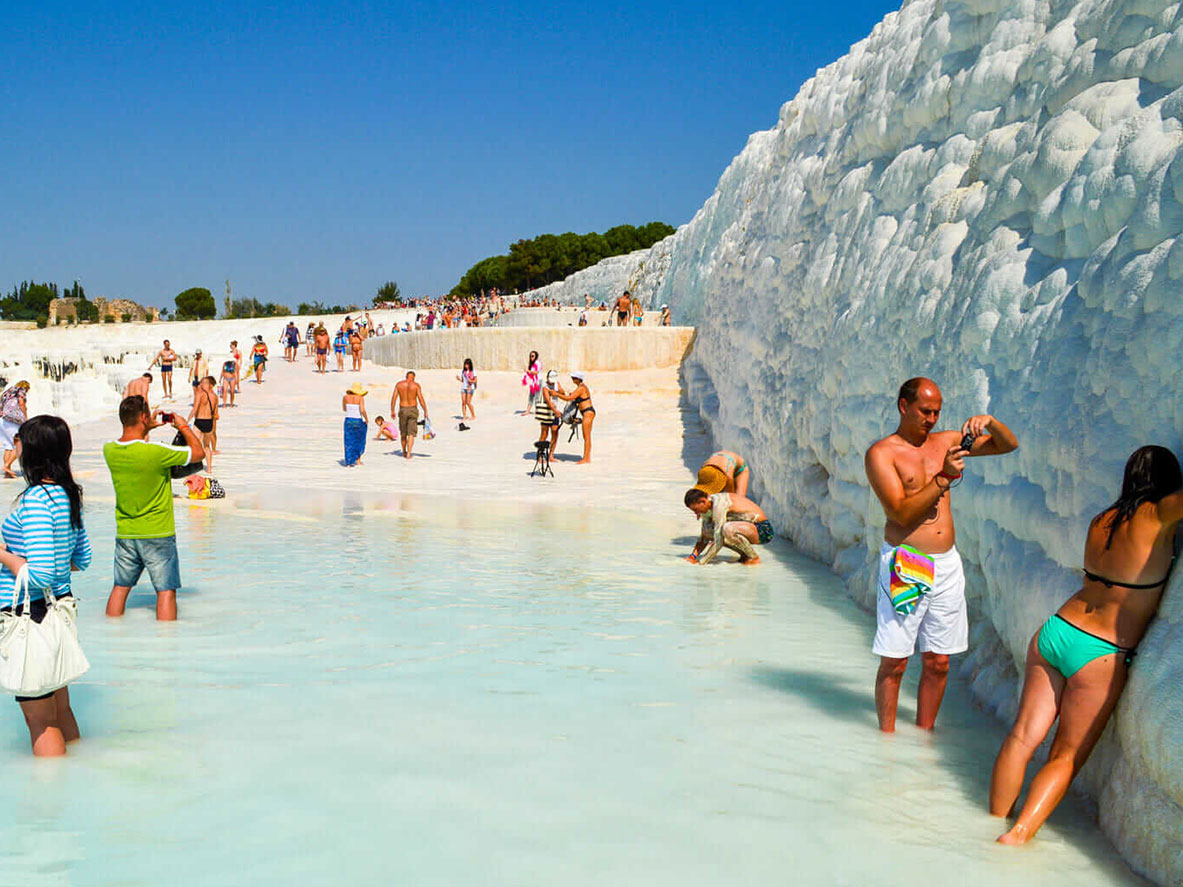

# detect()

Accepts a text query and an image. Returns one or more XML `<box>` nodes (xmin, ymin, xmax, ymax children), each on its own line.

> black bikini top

<box><xmin>1083</xmin><ymin>555</ymin><xmax>1175</xmax><ymax>590</ymax></box>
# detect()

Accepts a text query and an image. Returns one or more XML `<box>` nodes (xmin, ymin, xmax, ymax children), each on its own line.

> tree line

<box><xmin>451</xmin><ymin>222</ymin><xmax>675</xmax><ymax>296</ymax></box>
<box><xmin>0</xmin><ymin>281</ymin><xmax>98</xmax><ymax>325</ymax></box>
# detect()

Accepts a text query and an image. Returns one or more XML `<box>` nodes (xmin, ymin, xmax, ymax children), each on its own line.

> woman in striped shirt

<box><xmin>0</xmin><ymin>415</ymin><xmax>91</xmax><ymax>756</ymax></box>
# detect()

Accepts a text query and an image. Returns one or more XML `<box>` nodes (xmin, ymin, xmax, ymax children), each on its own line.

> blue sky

<box><xmin>2</xmin><ymin>0</ymin><xmax>901</xmax><ymax>308</ymax></box>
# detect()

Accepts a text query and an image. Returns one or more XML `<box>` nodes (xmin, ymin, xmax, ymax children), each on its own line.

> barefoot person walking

<box><xmin>989</xmin><ymin>446</ymin><xmax>1182</xmax><ymax>844</ymax></box>
<box><xmin>864</xmin><ymin>377</ymin><xmax>1018</xmax><ymax>732</ymax></box>
<box><xmin>392</xmin><ymin>371</ymin><xmax>429</xmax><ymax>460</ymax></box>
<box><xmin>1</xmin><ymin>381</ymin><xmax>30</xmax><ymax>479</ymax></box>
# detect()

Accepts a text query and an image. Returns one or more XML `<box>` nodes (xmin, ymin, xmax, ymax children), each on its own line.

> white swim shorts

<box><xmin>871</xmin><ymin>542</ymin><xmax>968</xmax><ymax>658</ymax></box>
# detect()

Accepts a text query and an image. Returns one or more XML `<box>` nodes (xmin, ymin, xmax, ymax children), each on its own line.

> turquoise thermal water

<box><xmin>0</xmin><ymin>493</ymin><xmax>1145</xmax><ymax>886</ymax></box>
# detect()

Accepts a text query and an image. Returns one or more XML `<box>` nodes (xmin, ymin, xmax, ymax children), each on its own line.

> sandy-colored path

<box><xmin>60</xmin><ymin>348</ymin><xmax>711</xmax><ymax>523</ymax></box>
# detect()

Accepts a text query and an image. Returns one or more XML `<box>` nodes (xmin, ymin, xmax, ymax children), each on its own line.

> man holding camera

<box><xmin>864</xmin><ymin>377</ymin><xmax>1018</xmax><ymax>732</ymax></box>
<box><xmin>102</xmin><ymin>396</ymin><xmax>204</xmax><ymax>621</ymax></box>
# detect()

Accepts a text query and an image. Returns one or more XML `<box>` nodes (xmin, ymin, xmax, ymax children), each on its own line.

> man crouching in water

<box><xmin>865</xmin><ymin>377</ymin><xmax>1019</xmax><ymax>732</ymax></box>
<box><xmin>684</xmin><ymin>488</ymin><xmax>773</xmax><ymax>566</ymax></box>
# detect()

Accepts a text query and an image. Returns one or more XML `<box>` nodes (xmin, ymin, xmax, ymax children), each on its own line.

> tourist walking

<box><xmin>103</xmin><ymin>396</ymin><xmax>204</xmax><ymax>621</ymax></box>
<box><xmin>314</xmin><ymin>325</ymin><xmax>330</xmax><ymax>374</ymax></box>
<box><xmin>220</xmin><ymin>355</ymin><xmax>237</xmax><ymax>408</ymax></box>
<box><xmin>1</xmin><ymin>381</ymin><xmax>29</xmax><ymax>479</ymax></box>
<box><xmin>188</xmin><ymin>349</ymin><xmax>209</xmax><ymax>406</ymax></box>
<box><xmin>0</xmin><ymin>415</ymin><xmax>91</xmax><ymax>755</ymax></box>
<box><xmin>864</xmin><ymin>377</ymin><xmax>1019</xmax><ymax>732</ymax></box>
<box><xmin>188</xmin><ymin>377</ymin><xmax>219</xmax><ymax>471</ymax></box>
<box><xmin>349</xmin><ymin>327</ymin><xmax>364</xmax><ymax>371</ymax></box>
<box><xmin>123</xmin><ymin>374</ymin><xmax>153</xmax><ymax>409</ymax></box>
<box><xmin>458</xmin><ymin>358</ymin><xmax>477</xmax><ymax>420</ymax></box>
<box><xmin>547</xmin><ymin>371</ymin><xmax>595</xmax><ymax>464</ymax></box>
<box><xmin>989</xmin><ymin>445</ymin><xmax>1182</xmax><ymax>844</ymax></box>
<box><xmin>150</xmin><ymin>340</ymin><xmax>178</xmax><ymax>399</ymax></box>
<box><xmin>282</xmin><ymin>322</ymin><xmax>301</xmax><ymax>362</ymax></box>
<box><xmin>522</xmin><ymin>351</ymin><xmax>541</xmax><ymax>416</ymax></box>
<box><xmin>230</xmin><ymin>340</ymin><xmax>243</xmax><ymax>393</ymax></box>
<box><xmin>342</xmin><ymin>382</ymin><xmax>369</xmax><ymax>467</ymax></box>
<box><xmin>305</xmin><ymin>322</ymin><xmax>316</xmax><ymax>357</ymax></box>
<box><xmin>392</xmin><ymin>371</ymin><xmax>429</xmax><ymax>460</ymax></box>
<box><xmin>333</xmin><ymin>329</ymin><xmax>347</xmax><ymax>372</ymax></box>
<box><xmin>251</xmin><ymin>336</ymin><xmax>268</xmax><ymax>383</ymax></box>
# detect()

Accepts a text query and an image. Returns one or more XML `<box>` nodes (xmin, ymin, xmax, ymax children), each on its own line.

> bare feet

<box><xmin>575</xmin><ymin>459</ymin><xmax>591</xmax><ymax>464</ymax></box>
<box><xmin>739</xmin><ymin>556</ymin><xmax>762</xmax><ymax>566</ymax></box>
<box><xmin>997</xmin><ymin>824</ymin><xmax>1029</xmax><ymax>845</ymax></box>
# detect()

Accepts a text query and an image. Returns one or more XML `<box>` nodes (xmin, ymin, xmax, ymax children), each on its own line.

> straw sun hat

<box><xmin>347</xmin><ymin>382</ymin><xmax>368</xmax><ymax>396</ymax></box>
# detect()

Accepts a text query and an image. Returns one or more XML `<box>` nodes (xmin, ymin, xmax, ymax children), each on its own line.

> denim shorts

<box><xmin>113</xmin><ymin>537</ymin><xmax>182</xmax><ymax>592</ymax></box>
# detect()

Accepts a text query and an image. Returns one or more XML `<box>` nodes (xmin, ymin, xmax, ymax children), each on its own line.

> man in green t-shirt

<box><xmin>102</xmin><ymin>396</ymin><xmax>204</xmax><ymax>621</ymax></box>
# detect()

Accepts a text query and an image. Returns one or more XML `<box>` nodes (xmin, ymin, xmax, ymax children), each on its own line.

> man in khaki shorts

<box><xmin>392</xmin><ymin>371</ymin><xmax>429</xmax><ymax>460</ymax></box>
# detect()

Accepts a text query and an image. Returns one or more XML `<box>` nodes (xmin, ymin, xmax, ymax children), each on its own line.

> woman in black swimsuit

<box><xmin>547</xmin><ymin>371</ymin><xmax>595</xmax><ymax>464</ymax></box>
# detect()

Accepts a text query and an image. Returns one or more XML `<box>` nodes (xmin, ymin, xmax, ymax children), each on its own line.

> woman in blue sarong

<box><xmin>342</xmin><ymin>382</ymin><xmax>369</xmax><ymax>467</ymax></box>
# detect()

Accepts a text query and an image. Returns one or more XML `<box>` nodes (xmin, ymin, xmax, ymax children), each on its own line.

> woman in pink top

<box><xmin>522</xmin><ymin>351</ymin><xmax>540</xmax><ymax>416</ymax></box>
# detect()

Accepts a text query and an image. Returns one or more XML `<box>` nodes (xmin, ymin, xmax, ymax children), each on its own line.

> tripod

<box><xmin>530</xmin><ymin>439</ymin><xmax>554</xmax><ymax>478</ymax></box>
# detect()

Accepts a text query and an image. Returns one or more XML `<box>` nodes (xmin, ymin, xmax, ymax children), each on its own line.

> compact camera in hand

<box><xmin>960</xmin><ymin>432</ymin><xmax>976</xmax><ymax>452</ymax></box>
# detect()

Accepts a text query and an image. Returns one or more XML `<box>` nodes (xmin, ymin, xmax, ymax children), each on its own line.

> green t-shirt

<box><xmin>102</xmin><ymin>438</ymin><xmax>193</xmax><ymax>538</ymax></box>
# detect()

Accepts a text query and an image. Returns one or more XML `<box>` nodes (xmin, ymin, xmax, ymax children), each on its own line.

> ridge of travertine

<box><xmin>528</xmin><ymin>0</ymin><xmax>1183</xmax><ymax>881</ymax></box>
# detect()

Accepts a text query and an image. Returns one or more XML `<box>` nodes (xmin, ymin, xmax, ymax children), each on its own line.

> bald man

<box><xmin>864</xmin><ymin>377</ymin><xmax>1018</xmax><ymax>733</ymax></box>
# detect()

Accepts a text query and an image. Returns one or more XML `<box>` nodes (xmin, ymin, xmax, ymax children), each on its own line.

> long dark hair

<box><xmin>463</xmin><ymin>358</ymin><xmax>474</xmax><ymax>373</ymax></box>
<box><xmin>17</xmin><ymin>415</ymin><xmax>84</xmax><ymax>529</ymax></box>
<box><xmin>526</xmin><ymin>351</ymin><xmax>538</xmax><ymax>371</ymax></box>
<box><xmin>1098</xmin><ymin>445</ymin><xmax>1182</xmax><ymax>548</ymax></box>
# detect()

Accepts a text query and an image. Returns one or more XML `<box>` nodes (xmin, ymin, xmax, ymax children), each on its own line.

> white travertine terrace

<box><xmin>529</xmin><ymin>0</ymin><xmax>1183</xmax><ymax>880</ymax></box>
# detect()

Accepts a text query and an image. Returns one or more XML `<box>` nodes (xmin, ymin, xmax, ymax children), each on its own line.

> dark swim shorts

<box><xmin>756</xmin><ymin>519</ymin><xmax>775</xmax><ymax>544</ymax></box>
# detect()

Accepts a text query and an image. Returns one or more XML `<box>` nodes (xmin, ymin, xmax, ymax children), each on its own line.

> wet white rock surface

<box><xmin>532</xmin><ymin>0</ymin><xmax>1183</xmax><ymax>881</ymax></box>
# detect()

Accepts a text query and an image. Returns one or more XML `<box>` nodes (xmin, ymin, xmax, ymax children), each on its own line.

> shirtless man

<box><xmin>392</xmin><ymin>371</ymin><xmax>429</xmax><ymax>460</ymax></box>
<box><xmin>123</xmin><ymin>373</ymin><xmax>153</xmax><ymax>408</ymax></box>
<box><xmin>864</xmin><ymin>377</ymin><xmax>1019</xmax><ymax>732</ymax></box>
<box><xmin>187</xmin><ymin>376</ymin><xmax>220</xmax><ymax>471</ymax></box>
<box><xmin>188</xmin><ymin>350</ymin><xmax>209</xmax><ymax>407</ymax></box>
<box><xmin>614</xmin><ymin>291</ymin><xmax>632</xmax><ymax>327</ymax></box>
<box><xmin>314</xmin><ymin>326</ymin><xmax>331</xmax><ymax>374</ymax></box>
<box><xmin>683</xmin><ymin>489</ymin><xmax>774</xmax><ymax>566</ymax></box>
<box><xmin>150</xmin><ymin>340</ymin><xmax>178</xmax><ymax>399</ymax></box>
<box><xmin>695</xmin><ymin>450</ymin><xmax>750</xmax><ymax>497</ymax></box>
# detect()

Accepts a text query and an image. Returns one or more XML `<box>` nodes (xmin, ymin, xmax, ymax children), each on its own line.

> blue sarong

<box><xmin>343</xmin><ymin>417</ymin><xmax>367</xmax><ymax>466</ymax></box>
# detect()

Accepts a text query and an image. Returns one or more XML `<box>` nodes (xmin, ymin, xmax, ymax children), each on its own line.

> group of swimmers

<box><xmin>690</xmin><ymin>375</ymin><xmax>1178</xmax><ymax>846</ymax></box>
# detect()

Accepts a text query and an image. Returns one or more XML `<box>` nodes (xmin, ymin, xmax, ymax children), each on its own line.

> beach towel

<box><xmin>888</xmin><ymin>545</ymin><xmax>935</xmax><ymax>616</ymax></box>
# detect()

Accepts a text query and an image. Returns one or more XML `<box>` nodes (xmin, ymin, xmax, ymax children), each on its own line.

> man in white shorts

<box><xmin>864</xmin><ymin>377</ymin><xmax>1018</xmax><ymax>732</ymax></box>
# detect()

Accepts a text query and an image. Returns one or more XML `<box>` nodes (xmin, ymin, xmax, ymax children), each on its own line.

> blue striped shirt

<box><xmin>0</xmin><ymin>485</ymin><xmax>92</xmax><ymax>605</ymax></box>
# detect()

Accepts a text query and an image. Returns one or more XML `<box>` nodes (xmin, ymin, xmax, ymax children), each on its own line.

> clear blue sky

<box><xmin>2</xmin><ymin>0</ymin><xmax>900</xmax><ymax>308</ymax></box>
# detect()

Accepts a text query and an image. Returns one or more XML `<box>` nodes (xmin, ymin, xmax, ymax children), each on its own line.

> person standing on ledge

<box><xmin>864</xmin><ymin>377</ymin><xmax>1018</xmax><ymax>732</ymax></box>
<box><xmin>392</xmin><ymin>371</ymin><xmax>428</xmax><ymax>460</ymax></box>
<box><xmin>103</xmin><ymin>396</ymin><xmax>204</xmax><ymax>621</ymax></box>
<box><xmin>614</xmin><ymin>291</ymin><xmax>632</xmax><ymax>327</ymax></box>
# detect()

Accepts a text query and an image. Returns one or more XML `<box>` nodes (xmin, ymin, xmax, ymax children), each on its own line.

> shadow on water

<box><xmin>751</xmin><ymin>665</ymin><xmax>878</xmax><ymax>728</ymax></box>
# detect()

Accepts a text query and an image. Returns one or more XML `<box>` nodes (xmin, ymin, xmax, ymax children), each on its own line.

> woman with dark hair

<box><xmin>990</xmin><ymin>445</ymin><xmax>1183</xmax><ymax>843</ymax></box>
<box><xmin>457</xmin><ymin>358</ymin><xmax>477</xmax><ymax>420</ymax></box>
<box><xmin>0</xmin><ymin>415</ymin><xmax>91</xmax><ymax>756</ymax></box>
<box><xmin>522</xmin><ymin>351</ymin><xmax>540</xmax><ymax>416</ymax></box>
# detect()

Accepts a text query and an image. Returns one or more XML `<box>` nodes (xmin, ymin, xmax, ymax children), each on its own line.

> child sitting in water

<box><xmin>374</xmin><ymin>416</ymin><xmax>398</xmax><ymax>441</ymax></box>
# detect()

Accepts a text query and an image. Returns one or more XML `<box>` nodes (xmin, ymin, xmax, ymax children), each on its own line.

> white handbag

<box><xmin>0</xmin><ymin>565</ymin><xmax>89</xmax><ymax>697</ymax></box>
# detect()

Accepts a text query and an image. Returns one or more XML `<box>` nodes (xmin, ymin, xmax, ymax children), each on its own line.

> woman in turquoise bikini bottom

<box><xmin>989</xmin><ymin>445</ymin><xmax>1183</xmax><ymax>845</ymax></box>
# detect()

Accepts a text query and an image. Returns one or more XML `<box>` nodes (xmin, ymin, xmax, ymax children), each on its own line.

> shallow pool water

<box><xmin>0</xmin><ymin>493</ymin><xmax>1144</xmax><ymax>886</ymax></box>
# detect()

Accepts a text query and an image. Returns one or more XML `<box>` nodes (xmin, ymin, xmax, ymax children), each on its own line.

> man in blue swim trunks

<box><xmin>864</xmin><ymin>377</ymin><xmax>1019</xmax><ymax>732</ymax></box>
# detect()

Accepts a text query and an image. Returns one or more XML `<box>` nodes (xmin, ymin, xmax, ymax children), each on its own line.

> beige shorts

<box><xmin>399</xmin><ymin>406</ymin><xmax>419</xmax><ymax>438</ymax></box>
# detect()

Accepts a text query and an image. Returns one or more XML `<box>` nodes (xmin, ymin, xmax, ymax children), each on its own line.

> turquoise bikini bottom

<box><xmin>1037</xmin><ymin>614</ymin><xmax>1132</xmax><ymax>678</ymax></box>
